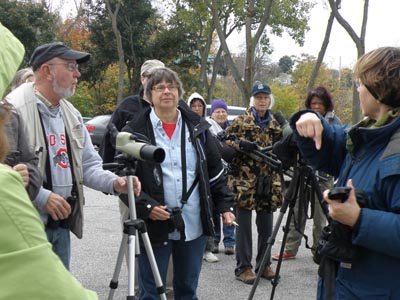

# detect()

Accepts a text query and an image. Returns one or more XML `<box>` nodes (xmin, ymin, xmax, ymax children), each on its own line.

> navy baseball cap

<box><xmin>29</xmin><ymin>42</ymin><xmax>90</xmax><ymax>71</ymax></box>
<box><xmin>251</xmin><ymin>83</ymin><xmax>271</xmax><ymax>96</ymax></box>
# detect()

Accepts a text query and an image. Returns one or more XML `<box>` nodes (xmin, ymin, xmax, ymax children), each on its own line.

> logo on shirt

<box><xmin>153</xmin><ymin>168</ymin><xmax>161</xmax><ymax>186</ymax></box>
<box><xmin>53</xmin><ymin>148</ymin><xmax>70</xmax><ymax>169</ymax></box>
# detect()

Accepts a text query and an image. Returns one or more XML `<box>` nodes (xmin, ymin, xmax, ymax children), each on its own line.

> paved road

<box><xmin>71</xmin><ymin>187</ymin><xmax>319</xmax><ymax>300</ymax></box>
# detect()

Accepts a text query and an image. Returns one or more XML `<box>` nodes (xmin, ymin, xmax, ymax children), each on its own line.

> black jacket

<box><xmin>122</xmin><ymin>103</ymin><xmax>234</xmax><ymax>246</ymax></box>
<box><xmin>99</xmin><ymin>90</ymin><xmax>150</xmax><ymax>163</ymax></box>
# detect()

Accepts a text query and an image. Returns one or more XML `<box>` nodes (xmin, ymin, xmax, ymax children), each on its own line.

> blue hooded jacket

<box><xmin>290</xmin><ymin>110</ymin><xmax>400</xmax><ymax>299</ymax></box>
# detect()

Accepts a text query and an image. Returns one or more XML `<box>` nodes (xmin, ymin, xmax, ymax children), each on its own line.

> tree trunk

<box><xmin>105</xmin><ymin>0</ymin><xmax>125</xmax><ymax>104</ymax></box>
<box><xmin>207</xmin><ymin>47</ymin><xmax>223</xmax><ymax>103</ymax></box>
<box><xmin>206</xmin><ymin>0</ymin><xmax>246</xmax><ymax>101</ymax></box>
<box><xmin>308</xmin><ymin>11</ymin><xmax>335</xmax><ymax>91</ymax></box>
<box><xmin>328</xmin><ymin>0</ymin><xmax>369</xmax><ymax>123</ymax></box>
<box><xmin>197</xmin><ymin>23</ymin><xmax>214</xmax><ymax>94</ymax></box>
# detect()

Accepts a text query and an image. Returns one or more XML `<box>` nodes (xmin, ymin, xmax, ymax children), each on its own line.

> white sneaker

<box><xmin>203</xmin><ymin>251</ymin><xmax>219</xmax><ymax>263</ymax></box>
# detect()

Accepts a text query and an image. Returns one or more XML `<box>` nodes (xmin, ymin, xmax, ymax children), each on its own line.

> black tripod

<box><xmin>248</xmin><ymin>159</ymin><xmax>330</xmax><ymax>300</ymax></box>
<box><xmin>105</xmin><ymin>158</ymin><xmax>167</xmax><ymax>300</ymax></box>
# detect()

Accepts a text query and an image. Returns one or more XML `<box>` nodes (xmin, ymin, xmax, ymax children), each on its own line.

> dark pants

<box><xmin>235</xmin><ymin>207</ymin><xmax>273</xmax><ymax>275</ymax></box>
<box><xmin>138</xmin><ymin>236</ymin><xmax>206</xmax><ymax>300</ymax></box>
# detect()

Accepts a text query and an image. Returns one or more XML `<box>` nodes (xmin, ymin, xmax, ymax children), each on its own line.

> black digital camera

<box><xmin>314</xmin><ymin>188</ymin><xmax>368</xmax><ymax>265</ymax></box>
<box><xmin>168</xmin><ymin>207</ymin><xmax>185</xmax><ymax>237</ymax></box>
<box><xmin>46</xmin><ymin>195</ymin><xmax>78</xmax><ymax>230</ymax></box>
<box><xmin>5</xmin><ymin>150</ymin><xmax>21</xmax><ymax>167</ymax></box>
<box><xmin>59</xmin><ymin>195</ymin><xmax>78</xmax><ymax>229</ymax></box>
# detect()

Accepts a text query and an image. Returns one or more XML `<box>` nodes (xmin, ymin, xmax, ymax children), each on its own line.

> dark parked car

<box><xmin>85</xmin><ymin>114</ymin><xmax>111</xmax><ymax>147</ymax></box>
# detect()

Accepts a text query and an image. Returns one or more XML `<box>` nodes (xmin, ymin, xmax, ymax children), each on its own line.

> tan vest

<box><xmin>6</xmin><ymin>82</ymin><xmax>86</xmax><ymax>238</ymax></box>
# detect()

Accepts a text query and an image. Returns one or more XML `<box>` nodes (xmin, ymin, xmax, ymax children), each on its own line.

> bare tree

<box><xmin>328</xmin><ymin>0</ymin><xmax>369</xmax><ymax>123</ymax></box>
<box><xmin>205</xmin><ymin>0</ymin><xmax>312</xmax><ymax>106</ymax></box>
<box><xmin>205</xmin><ymin>0</ymin><xmax>272</xmax><ymax>105</ymax></box>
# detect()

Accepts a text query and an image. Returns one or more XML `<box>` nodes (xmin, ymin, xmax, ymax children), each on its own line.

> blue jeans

<box><xmin>214</xmin><ymin>214</ymin><xmax>235</xmax><ymax>247</ymax></box>
<box><xmin>138</xmin><ymin>236</ymin><xmax>206</xmax><ymax>300</ymax></box>
<box><xmin>45</xmin><ymin>227</ymin><xmax>71</xmax><ymax>269</ymax></box>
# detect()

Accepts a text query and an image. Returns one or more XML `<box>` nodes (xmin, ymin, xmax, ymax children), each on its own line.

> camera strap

<box><xmin>180</xmin><ymin>118</ymin><xmax>199</xmax><ymax>207</ymax></box>
<box><xmin>65</xmin><ymin>130</ymin><xmax>78</xmax><ymax>197</ymax></box>
<box><xmin>37</xmin><ymin>110</ymin><xmax>53</xmax><ymax>191</ymax></box>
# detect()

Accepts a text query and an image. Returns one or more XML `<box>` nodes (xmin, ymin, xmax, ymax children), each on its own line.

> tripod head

<box><xmin>216</xmin><ymin>130</ymin><xmax>283</xmax><ymax>172</ymax></box>
<box><xmin>103</xmin><ymin>154</ymin><xmax>139</xmax><ymax>176</ymax></box>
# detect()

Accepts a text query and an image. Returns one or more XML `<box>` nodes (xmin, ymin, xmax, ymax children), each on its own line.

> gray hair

<box><xmin>11</xmin><ymin>67</ymin><xmax>34</xmax><ymax>90</ymax></box>
<box><xmin>144</xmin><ymin>67</ymin><xmax>184</xmax><ymax>102</ymax></box>
<box><xmin>249</xmin><ymin>94</ymin><xmax>275</xmax><ymax>109</ymax></box>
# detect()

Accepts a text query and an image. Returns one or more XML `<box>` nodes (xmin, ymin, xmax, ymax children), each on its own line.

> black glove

<box><xmin>239</xmin><ymin>140</ymin><xmax>257</xmax><ymax>151</ymax></box>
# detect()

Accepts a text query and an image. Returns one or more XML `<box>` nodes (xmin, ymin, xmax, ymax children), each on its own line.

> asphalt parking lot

<box><xmin>71</xmin><ymin>187</ymin><xmax>319</xmax><ymax>300</ymax></box>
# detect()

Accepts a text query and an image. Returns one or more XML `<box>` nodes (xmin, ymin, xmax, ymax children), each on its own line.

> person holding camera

<box><xmin>272</xmin><ymin>86</ymin><xmax>341</xmax><ymax>262</ymax></box>
<box><xmin>290</xmin><ymin>47</ymin><xmax>400</xmax><ymax>300</ymax></box>
<box><xmin>224</xmin><ymin>83</ymin><xmax>283</xmax><ymax>284</ymax></box>
<box><xmin>122</xmin><ymin>67</ymin><xmax>235</xmax><ymax>300</ymax></box>
<box><xmin>4</xmin><ymin>42</ymin><xmax>141</xmax><ymax>270</ymax></box>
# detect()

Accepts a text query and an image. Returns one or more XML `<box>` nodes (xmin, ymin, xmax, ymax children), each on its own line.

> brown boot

<box><xmin>261</xmin><ymin>265</ymin><xmax>276</xmax><ymax>281</ymax></box>
<box><xmin>236</xmin><ymin>267</ymin><xmax>256</xmax><ymax>284</ymax></box>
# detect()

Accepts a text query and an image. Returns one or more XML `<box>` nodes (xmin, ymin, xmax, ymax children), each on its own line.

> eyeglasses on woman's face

<box><xmin>152</xmin><ymin>84</ymin><xmax>179</xmax><ymax>93</ymax></box>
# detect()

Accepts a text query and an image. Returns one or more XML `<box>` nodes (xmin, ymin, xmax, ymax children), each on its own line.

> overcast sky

<box><xmin>230</xmin><ymin>0</ymin><xmax>400</xmax><ymax>69</ymax></box>
<box><xmin>62</xmin><ymin>0</ymin><xmax>399</xmax><ymax>70</ymax></box>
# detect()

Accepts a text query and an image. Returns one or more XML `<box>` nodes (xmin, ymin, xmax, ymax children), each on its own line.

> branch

<box><xmin>328</xmin><ymin>0</ymin><xmax>360</xmax><ymax>46</ymax></box>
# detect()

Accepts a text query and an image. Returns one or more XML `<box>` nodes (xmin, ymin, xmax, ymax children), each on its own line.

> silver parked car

<box><xmin>206</xmin><ymin>104</ymin><xmax>246</xmax><ymax>121</ymax></box>
<box><xmin>85</xmin><ymin>114</ymin><xmax>111</xmax><ymax>147</ymax></box>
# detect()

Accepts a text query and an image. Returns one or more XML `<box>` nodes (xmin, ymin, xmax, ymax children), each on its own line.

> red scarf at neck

<box><xmin>162</xmin><ymin>122</ymin><xmax>176</xmax><ymax>139</ymax></box>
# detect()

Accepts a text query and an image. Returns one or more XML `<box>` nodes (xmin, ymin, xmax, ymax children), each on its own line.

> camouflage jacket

<box><xmin>225</xmin><ymin>109</ymin><xmax>283</xmax><ymax>211</ymax></box>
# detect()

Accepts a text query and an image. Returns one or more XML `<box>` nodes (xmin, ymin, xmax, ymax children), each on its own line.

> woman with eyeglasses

<box><xmin>122</xmin><ymin>67</ymin><xmax>235</xmax><ymax>300</ymax></box>
<box><xmin>273</xmin><ymin>86</ymin><xmax>341</xmax><ymax>262</ymax></box>
<box><xmin>290</xmin><ymin>47</ymin><xmax>400</xmax><ymax>300</ymax></box>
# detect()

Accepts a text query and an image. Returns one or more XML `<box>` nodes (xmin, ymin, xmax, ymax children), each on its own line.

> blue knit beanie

<box><xmin>211</xmin><ymin>99</ymin><xmax>228</xmax><ymax>114</ymax></box>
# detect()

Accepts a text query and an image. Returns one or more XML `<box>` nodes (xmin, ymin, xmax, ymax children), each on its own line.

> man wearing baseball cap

<box><xmin>29</xmin><ymin>41</ymin><xmax>91</xmax><ymax>71</ymax></box>
<box><xmin>5</xmin><ymin>41</ymin><xmax>141</xmax><ymax>269</ymax></box>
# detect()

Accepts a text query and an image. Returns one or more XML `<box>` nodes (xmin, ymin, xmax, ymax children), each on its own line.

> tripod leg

<box><xmin>247</xmin><ymin>197</ymin><xmax>291</xmax><ymax>300</ymax></box>
<box><xmin>108</xmin><ymin>233</ymin><xmax>128</xmax><ymax>300</ymax></box>
<box><xmin>269</xmin><ymin>206</ymin><xmax>296</xmax><ymax>300</ymax></box>
<box><xmin>127</xmin><ymin>230</ymin><xmax>137</xmax><ymax>300</ymax></box>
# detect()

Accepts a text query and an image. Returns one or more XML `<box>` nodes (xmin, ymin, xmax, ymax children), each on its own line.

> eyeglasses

<box><xmin>47</xmin><ymin>62</ymin><xmax>79</xmax><ymax>72</ymax></box>
<box><xmin>152</xmin><ymin>84</ymin><xmax>179</xmax><ymax>93</ymax></box>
